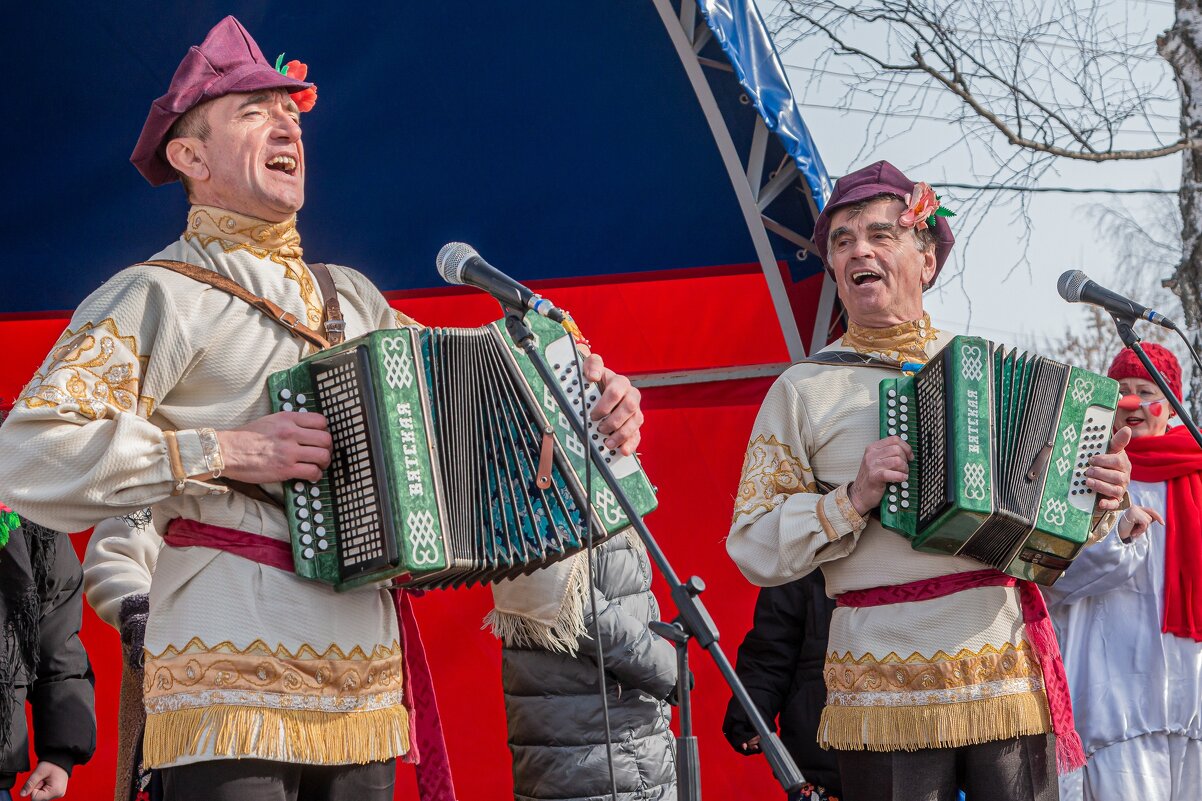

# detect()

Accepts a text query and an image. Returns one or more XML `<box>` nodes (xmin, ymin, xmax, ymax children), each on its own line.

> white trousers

<box><xmin>1058</xmin><ymin>734</ymin><xmax>1202</xmax><ymax>801</ymax></box>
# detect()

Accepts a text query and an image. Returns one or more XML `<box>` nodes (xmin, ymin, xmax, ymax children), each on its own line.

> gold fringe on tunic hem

<box><xmin>143</xmin><ymin>704</ymin><xmax>410</xmax><ymax>768</ymax></box>
<box><xmin>817</xmin><ymin>693</ymin><xmax>1052</xmax><ymax>752</ymax></box>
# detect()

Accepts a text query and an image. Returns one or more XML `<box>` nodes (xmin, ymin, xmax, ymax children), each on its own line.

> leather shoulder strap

<box><xmin>141</xmin><ymin>259</ymin><xmax>331</xmax><ymax>350</ymax></box>
<box><xmin>307</xmin><ymin>262</ymin><xmax>345</xmax><ymax>346</ymax></box>
<box><xmin>793</xmin><ymin>350</ymin><xmax>902</xmax><ymax>370</ymax></box>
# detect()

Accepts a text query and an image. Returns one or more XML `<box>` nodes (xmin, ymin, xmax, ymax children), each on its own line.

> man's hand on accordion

<box><xmin>848</xmin><ymin>435</ymin><xmax>914</xmax><ymax>516</ymax></box>
<box><xmin>1085</xmin><ymin>425</ymin><xmax>1133</xmax><ymax>512</ymax></box>
<box><xmin>582</xmin><ymin>352</ymin><xmax>644</xmax><ymax>456</ymax></box>
<box><xmin>215</xmin><ymin>411</ymin><xmax>334</xmax><ymax>483</ymax></box>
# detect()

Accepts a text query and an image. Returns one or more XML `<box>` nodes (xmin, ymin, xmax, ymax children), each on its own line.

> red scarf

<box><xmin>1125</xmin><ymin>426</ymin><xmax>1202</xmax><ymax>641</ymax></box>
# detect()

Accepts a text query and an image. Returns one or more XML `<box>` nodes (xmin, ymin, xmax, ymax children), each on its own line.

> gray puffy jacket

<box><xmin>501</xmin><ymin>532</ymin><xmax>678</xmax><ymax>801</ymax></box>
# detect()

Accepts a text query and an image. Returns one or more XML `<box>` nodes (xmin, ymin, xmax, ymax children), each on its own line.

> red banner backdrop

<box><xmin>3</xmin><ymin>264</ymin><xmax>822</xmax><ymax>800</ymax></box>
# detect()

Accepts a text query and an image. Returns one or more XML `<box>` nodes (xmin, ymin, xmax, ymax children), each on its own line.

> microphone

<box><xmin>1057</xmin><ymin>270</ymin><xmax>1177</xmax><ymax>330</ymax></box>
<box><xmin>436</xmin><ymin>242</ymin><xmax>566</xmax><ymax>323</ymax></box>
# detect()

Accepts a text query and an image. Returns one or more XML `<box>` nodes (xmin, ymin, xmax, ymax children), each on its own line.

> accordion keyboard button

<box><xmin>310</xmin><ymin>487</ymin><xmax>320</xmax><ymax>497</ymax></box>
<box><xmin>303</xmin><ymin>548</ymin><xmax>314</xmax><ymax>559</ymax></box>
<box><xmin>301</xmin><ymin>534</ymin><xmax>312</xmax><ymax>545</ymax></box>
<box><xmin>279</xmin><ymin>388</ymin><xmax>292</xmax><ymax>400</ymax></box>
<box><xmin>314</xmin><ymin>513</ymin><xmax>324</xmax><ymax>523</ymax></box>
<box><xmin>318</xmin><ymin>540</ymin><xmax>328</xmax><ymax>551</ymax></box>
<box><xmin>296</xmin><ymin>496</ymin><xmax>307</xmax><ymax>507</ymax></box>
<box><xmin>299</xmin><ymin>521</ymin><xmax>311</xmax><ymax>532</ymax></box>
<box><xmin>294</xmin><ymin>482</ymin><xmax>305</xmax><ymax>493</ymax></box>
<box><xmin>282</xmin><ymin>402</ymin><xmax>294</xmax><ymax>412</ymax></box>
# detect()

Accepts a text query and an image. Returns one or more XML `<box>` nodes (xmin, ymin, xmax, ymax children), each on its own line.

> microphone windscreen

<box><xmin>436</xmin><ymin>242</ymin><xmax>477</xmax><ymax>285</ymax></box>
<box><xmin>1057</xmin><ymin>270</ymin><xmax>1088</xmax><ymax>302</ymax></box>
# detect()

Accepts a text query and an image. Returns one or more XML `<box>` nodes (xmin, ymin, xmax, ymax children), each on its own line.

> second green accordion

<box><xmin>879</xmin><ymin>336</ymin><xmax>1118</xmax><ymax>585</ymax></box>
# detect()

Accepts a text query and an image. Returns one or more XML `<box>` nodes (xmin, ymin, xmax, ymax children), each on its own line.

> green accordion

<box><xmin>878</xmin><ymin>336</ymin><xmax>1118</xmax><ymax>585</ymax></box>
<box><xmin>267</xmin><ymin>313</ymin><xmax>657</xmax><ymax>591</ymax></box>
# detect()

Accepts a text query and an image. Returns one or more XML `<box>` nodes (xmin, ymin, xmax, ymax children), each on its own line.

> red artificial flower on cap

<box><xmin>276</xmin><ymin>54</ymin><xmax>318</xmax><ymax>112</ymax></box>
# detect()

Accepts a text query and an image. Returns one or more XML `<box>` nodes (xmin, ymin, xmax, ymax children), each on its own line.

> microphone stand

<box><xmin>1110</xmin><ymin>314</ymin><xmax>1202</xmax><ymax>449</ymax></box>
<box><xmin>501</xmin><ymin>307</ymin><xmax>805</xmax><ymax>800</ymax></box>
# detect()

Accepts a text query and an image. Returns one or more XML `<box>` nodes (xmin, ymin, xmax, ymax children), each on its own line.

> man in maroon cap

<box><xmin>0</xmin><ymin>15</ymin><xmax>645</xmax><ymax>801</ymax></box>
<box><xmin>727</xmin><ymin>160</ymin><xmax>1132</xmax><ymax>800</ymax></box>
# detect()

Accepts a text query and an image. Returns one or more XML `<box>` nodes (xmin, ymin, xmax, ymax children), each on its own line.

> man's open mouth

<box><xmin>266</xmin><ymin>154</ymin><xmax>297</xmax><ymax>176</ymax></box>
<box><xmin>1125</xmin><ymin>415</ymin><xmax>1145</xmax><ymax>427</ymax></box>
<box><xmin>851</xmin><ymin>270</ymin><xmax>882</xmax><ymax>286</ymax></box>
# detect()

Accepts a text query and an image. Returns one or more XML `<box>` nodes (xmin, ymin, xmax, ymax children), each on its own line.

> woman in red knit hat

<box><xmin>1049</xmin><ymin>342</ymin><xmax>1202</xmax><ymax>801</ymax></box>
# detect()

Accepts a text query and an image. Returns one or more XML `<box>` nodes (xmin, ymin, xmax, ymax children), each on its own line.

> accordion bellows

<box><xmin>268</xmin><ymin>313</ymin><xmax>657</xmax><ymax>591</ymax></box>
<box><xmin>879</xmin><ymin>336</ymin><xmax>1118</xmax><ymax>585</ymax></box>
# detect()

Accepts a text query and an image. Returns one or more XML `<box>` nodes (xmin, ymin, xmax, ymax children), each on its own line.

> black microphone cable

<box><xmin>568</xmin><ymin>328</ymin><xmax>621</xmax><ymax>801</ymax></box>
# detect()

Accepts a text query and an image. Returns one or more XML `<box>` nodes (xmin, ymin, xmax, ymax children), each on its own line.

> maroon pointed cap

<box><xmin>130</xmin><ymin>16</ymin><xmax>313</xmax><ymax>186</ymax></box>
<box><xmin>812</xmin><ymin>160</ymin><xmax>955</xmax><ymax>284</ymax></box>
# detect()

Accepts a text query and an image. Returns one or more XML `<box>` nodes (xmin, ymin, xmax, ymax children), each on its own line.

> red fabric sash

<box><xmin>163</xmin><ymin>518</ymin><xmax>457</xmax><ymax>800</ymax></box>
<box><xmin>1126</xmin><ymin>426</ymin><xmax>1202</xmax><ymax>641</ymax></box>
<box><xmin>837</xmin><ymin>568</ymin><xmax>1086</xmax><ymax>774</ymax></box>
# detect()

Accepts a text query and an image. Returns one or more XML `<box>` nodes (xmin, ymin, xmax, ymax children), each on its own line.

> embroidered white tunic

<box><xmin>0</xmin><ymin>206</ymin><xmax>416</xmax><ymax>767</ymax></box>
<box><xmin>727</xmin><ymin>319</ymin><xmax>1060</xmax><ymax>752</ymax></box>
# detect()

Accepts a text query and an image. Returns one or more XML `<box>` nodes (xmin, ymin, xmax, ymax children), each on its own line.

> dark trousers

<box><xmin>836</xmin><ymin>734</ymin><xmax>1058</xmax><ymax>801</ymax></box>
<box><xmin>160</xmin><ymin>758</ymin><xmax>395</xmax><ymax>801</ymax></box>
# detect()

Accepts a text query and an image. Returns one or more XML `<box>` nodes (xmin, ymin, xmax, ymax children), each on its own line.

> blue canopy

<box><xmin>1</xmin><ymin>0</ymin><xmax>832</xmax><ymax>354</ymax></box>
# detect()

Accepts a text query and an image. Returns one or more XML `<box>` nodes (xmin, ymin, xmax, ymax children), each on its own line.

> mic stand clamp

<box><xmin>1109</xmin><ymin>314</ymin><xmax>1202</xmax><ymax>449</ymax></box>
<box><xmin>501</xmin><ymin>308</ymin><xmax>805</xmax><ymax>800</ymax></box>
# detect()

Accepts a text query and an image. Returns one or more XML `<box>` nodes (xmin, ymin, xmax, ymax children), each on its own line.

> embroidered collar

<box><xmin>186</xmin><ymin>206</ymin><xmax>303</xmax><ymax>261</ymax></box>
<box><xmin>841</xmin><ymin>313</ymin><xmax>940</xmax><ymax>365</ymax></box>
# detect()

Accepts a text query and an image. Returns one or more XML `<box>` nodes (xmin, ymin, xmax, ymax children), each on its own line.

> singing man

<box><xmin>0</xmin><ymin>16</ymin><xmax>644</xmax><ymax>800</ymax></box>
<box><xmin>726</xmin><ymin>160</ymin><xmax>1133</xmax><ymax>801</ymax></box>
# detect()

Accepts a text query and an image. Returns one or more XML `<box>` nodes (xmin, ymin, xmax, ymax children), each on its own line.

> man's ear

<box><xmin>920</xmin><ymin>247</ymin><xmax>937</xmax><ymax>288</ymax></box>
<box><xmin>165</xmin><ymin>138</ymin><xmax>209</xmax><ymax>183</ymax></box>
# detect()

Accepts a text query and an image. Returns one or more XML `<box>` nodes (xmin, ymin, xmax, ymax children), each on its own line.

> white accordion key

<box><xmin>545</xmin><ymin>332</ymin><xmax>638</xmax><ymax>479</ymax></box>
<box><xmin>1069</xmin><ymin>406</ymin><xmax>1118</xmax><ymax>512</ymax></box>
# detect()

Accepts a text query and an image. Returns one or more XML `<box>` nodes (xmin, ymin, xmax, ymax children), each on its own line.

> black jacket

<box><xmin>722</xmin><ymin>572</ymin><xmax>841</xmax><ymax>796</ymax></box>
<box><xmin>0</xmin><ymin>522</ymin><xmax>96</xmax><ymax>790</ymax></box>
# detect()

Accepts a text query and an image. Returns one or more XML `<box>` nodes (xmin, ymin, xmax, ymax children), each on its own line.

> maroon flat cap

<box><xmin>130</xmin><ymin>16</ymin><xmax>312</xmax><ymax>186</ymax></box>
<box><xmin>812</xmin><ymin>160</ymin><xmax>955</xmax><ymax>283</ymax></box>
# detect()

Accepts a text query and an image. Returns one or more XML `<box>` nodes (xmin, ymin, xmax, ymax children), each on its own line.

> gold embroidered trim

<box><xmin>734</xmin><ymin>434</ymin><xmax>818</xmax><ymax>521</ymax></box>
<box><xmin>184</xmin><ymin>206</ymin><xmax>323</xmax><ymax>328</ymax></box>
<box><xmin>815</xmin><ymin>495</ymin><xmax>839</xmax><ymax>542</ymax></box>
<box><xmin>19</xmin><ymin>318</ymin><xmax>146</xmax><ymax>420</ymax></box>
<box><xmin>817</xmin><ymin>693</ymin><xmax>1051</xmax><ymax>752</ymax></box>
<box><xmin>198</xmin><ymin>427</ymin><xmax>224</xmax><ymax>477</ymax></box>
<box><xmin>393</xmin><ymin>308</ymin><xmax>422</xmax><ymax>328</ymax></box>
<box><xmin>163</xmin><ymin>431</ymin><xmax>186</xmax><ymax>495</ymax></box>
<box><xmin>147</xmin><ymin>637</ymin><xmax>402</xmax><ymax>662</ymax></box>
<box><xmin>143</xmin><ymin>704</ymin><xmax>410</xmax><ymax>768</ymax></box>
<box><xmin>826</xmin><ymin>641</ymin><xmax>1033</xmax><ymax>665</ymax></box>
<box><xmin>841</xmin><ymin>313</ymin><xmax>939</xmax><ymax>364</ymax></box>
<box><xmin>824</xmin><ymin>642</ymin><xmax>1040</xmax><ymax>695</ymax></box>
<box><xmin>143</xmin><ymin>647</ymin><xmax>405</xmax><ymax>701</ymax></box>
<box><xmin>834</xmin><ymin>484</ymin><xmax>865</xmax><ymax>530</ymax></box>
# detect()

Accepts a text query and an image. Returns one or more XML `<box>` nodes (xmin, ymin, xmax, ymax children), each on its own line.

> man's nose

<box><xmin>850</xmin><ymin>236</ymin><xmax>874</xmax><ymax>259</ymax></box>
<box><xmin>272</xmin><ymin>112</ymin><xmax>301</xmax><ymax>141</ymax></box>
